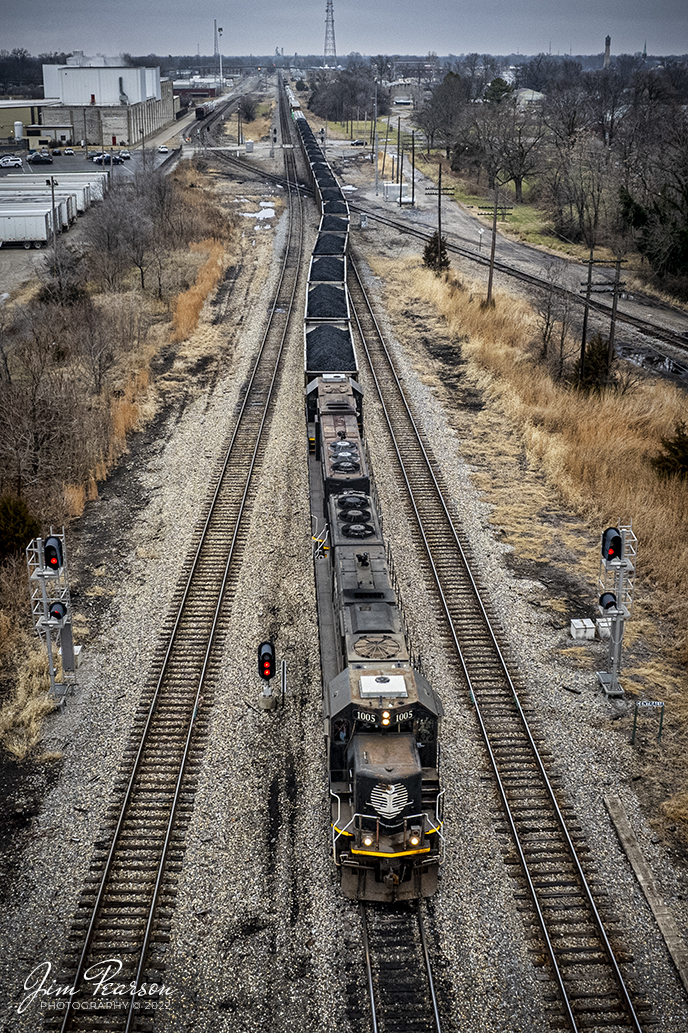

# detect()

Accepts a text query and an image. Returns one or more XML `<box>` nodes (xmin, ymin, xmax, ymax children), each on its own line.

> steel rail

<box><xmin>417</xmin><ymin>902</ymin><xmax>443</xmax><ymax>1033</ymax></box>
<box><xmin>58</xmin><ymin>83</ymin><xmax>304</xmax><ymax>1033</ymax></box>
<box><xmin>347</xmin><ymin>254</ymin><xmax>643</xmax><ymax>1033</ymax></box>
<box><xmin>360</xmin><ymin>905</ymin><xmax>380</xmax><ymax>1033</ymax></box>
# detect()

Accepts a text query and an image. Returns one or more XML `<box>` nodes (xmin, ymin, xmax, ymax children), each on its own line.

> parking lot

<box><xmin>0</xmin><ymin>146</ymin><xmax>172</xmax><ymax>182</ymax></box>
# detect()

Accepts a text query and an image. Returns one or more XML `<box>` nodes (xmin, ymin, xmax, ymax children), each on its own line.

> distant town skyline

<box><xmin>4</xmin><ymin>0</ymin><xmax>687</xmax><ymax>62</ymax></box>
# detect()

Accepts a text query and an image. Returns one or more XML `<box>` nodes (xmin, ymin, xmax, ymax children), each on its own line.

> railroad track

<box><xmin>361</xmin><ymin>903</ymin><xmax>442</xmax><ymax>1033</ymax></box>
<box><xmin>346</xmin><ymin>202</ymin><xmax>688</xmax><ymax>366</ymax></box>
<box><xmin>198</xmin><ymin>137</ymin><xmax>688</xmax><ymax>368</ymax></box>
<box><xmin>347</xmin><ymin>252</ymin><xmax>650</xmax><ymax>1033</ymax></box>
<box><xmin>49</xmin><ymin>88</ymin><xmax>305</xmax><ymax>1033</ymax></box>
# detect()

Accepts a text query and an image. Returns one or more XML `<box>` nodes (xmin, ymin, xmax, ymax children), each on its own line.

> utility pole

<box><xmin>46</xmin><ymin>175</ymin><xmax>64</xmax><ymax>296</ymax></box>
<box><xmin>374</xmin><ymin>83</ymin><xmax>379</xmax><ymax>196</ymax></box>
<box><xmin>437</xmin><ymin>163</ymin><xmax>442</xmax><ymax>247</ymax></box>
<box><xmin>396</xmin><ymin>116</ymin><xmax>401</xmax><ymax>183</ymax></box>
<box><xmin>578</xmin><ymin>246</ymin><xmax>595</xmax><ymax>385</ymax></box>
<box><xmin>411</xmin><ymin>130</ymin><xmax>415</xmax><ymax>207</ymax></box>
<box><xmin>607</xmin><ymin>256</ymin><xmax>626</xmax><ymax>377</ymax></box>
<box><xmin>381</xmin><ymin>116</ymin><xmax>391</xmax><ymax>177</ymax></box>
<box><xmin>218</xmin><ymin>27</ymin><xmax>223</xmax><ymax>90</ymax></box>
<box><xmin>398</xmin><ymin>146</ymin><xmax>404</xmax><ymax>207</ymax></box>
<box><xmin>486</xmin><ymin>186</ymin><xmax>499</xmax><ymax>307</ymax></box>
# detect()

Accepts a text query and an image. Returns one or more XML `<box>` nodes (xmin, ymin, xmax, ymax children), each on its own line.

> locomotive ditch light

<box><xmin>409</xmin><ymin>833</ymin><xmax>421</xmax><ymax>846</ymax></box>
<box><xmin>363</xmin><ymin>835</ymin><xmax>373</xmax><ymax>847</ymax></box>
<box><xmin>599</xmin><ymin>592</ymin><xmax>618</xmax><ymax>611</ymax></box>
<box><xmin>44</xmin><ymin>536</ymin><xmax>63</xmax><ymax>571</ymax></box>
<box><xmin>601</xmin><ymin>527</ymin><xmax>623</xmax><ymax>563</ymax></box>
<box><xmin>258</xmin><ymin>640</ymin><xmax>276</xmax><ymax>681</ymax></box>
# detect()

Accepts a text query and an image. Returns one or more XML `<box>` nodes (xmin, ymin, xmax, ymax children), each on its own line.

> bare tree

<box><xmin>83</xmin><ymin>190</ymin><xmax>132</xmax><ymax>290</ymax></box>
<box><xmin>535</xmin><ymin>261</ymin><xmax>575</xmax><ymax>378</ymax></box>
<box><xmin>494</xmin><ymin>99</ymin><xmax>547</xmax><ymax>201</ymax></box>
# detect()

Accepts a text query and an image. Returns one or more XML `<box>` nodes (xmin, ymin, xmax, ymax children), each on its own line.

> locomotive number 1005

<box><xmin>353</xmin><ymin>709</ymin><xmax>414</xmax><ymax>724</ymax></box>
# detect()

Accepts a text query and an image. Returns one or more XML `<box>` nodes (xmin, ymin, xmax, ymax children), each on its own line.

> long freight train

<box><xmin>291</xmin><ymin>93</ymin><xmax>445</xmax><ymax>902</ymax></box>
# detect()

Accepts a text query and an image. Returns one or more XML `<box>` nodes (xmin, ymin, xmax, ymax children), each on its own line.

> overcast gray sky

<box><xmin>4</xmin><ymin>0</ymin><xmax>688</xmax><ymax>59</ymax></box>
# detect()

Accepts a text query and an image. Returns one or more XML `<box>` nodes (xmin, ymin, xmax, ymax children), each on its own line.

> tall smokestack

<box><xmin>604</xmin><ymin>35</ymin><xmax>611</xmax><ymax>68</ymax></box>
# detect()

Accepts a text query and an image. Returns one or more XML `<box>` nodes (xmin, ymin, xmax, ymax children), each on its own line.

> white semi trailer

<box><xmin>0</xmin><ymin>207</ymin><xmax>54</xmax><ymax>248</ymax></box>
<box><xmin>0</xmin><ymin>181</ymin><xmax>91</xmax><ymax>214</ymax></box>
<box><xmin>0</xmin><ymin>192</ymin><xmax>74</xmax><ymax>226</ymax></box>
<box><xmin>11</xmin><ymin>171</ymin><xmax>110</xmax><ymax>201</ymax></box>
<box><xmin>0</xmin><ymin>195</ymin><xmax>69</xmax><ymax>230</ymax></box>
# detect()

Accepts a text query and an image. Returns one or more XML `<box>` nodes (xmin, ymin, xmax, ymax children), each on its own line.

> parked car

<box><xmin>0</xmin><ymin>155</ymin><xmax>23</xmax><ymax>167</ymax></box>
<box><xmin>119</xmin><ymin>149</ymin><xmax>131</xmax><ymax>159</ymax></box>
<box><xmin>51</xmin><ymin>148</ymin><xmax>62</xmax><ymax>156</ymax></box>
<box><xmin>94</xmin><ymin>154</ymin><xmax>124</xmax><ymax>165</ymax></box>
<box><xmin>351</xmin><ymin>139</ymin><xmax>366</xmax><ymax>146</ymax></box>
<box><xmin>87</xmin><ymin>151</ymin><xmax>102</xmax><ymax>160</ymax></box>
<box><xmin>63</xmin><ymin>148</ymin><xmax>75</xmax><ymax>155</ymax></box>
<box><xmin>157</xmin><ymin>145</ymin><xmax>169</xmax><ymax>154</ymax></box>
<box><xmin>27</xmin><ymin>152</ymin><xmax>53</xmax><ymax>164</ymax></box>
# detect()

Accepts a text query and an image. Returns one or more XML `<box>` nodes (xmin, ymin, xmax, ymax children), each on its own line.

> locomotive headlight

<box><xmin>382</xmin><ymin>711</ymin><xmax>390</xmax><ymax>718</ymax></box>
<box><xmin>381</xmin><ymin>717</ymin><xmax>390</xmax><ymax>726</ymax></box>
<box><xmin>363</xmin><ymin>835</ymin><xmax>373</xmax><ymax>847</ymax></box>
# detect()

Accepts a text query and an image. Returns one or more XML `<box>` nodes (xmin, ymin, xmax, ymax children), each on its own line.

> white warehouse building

<box><xmin>40</xmin><ymin>64</ymin><xmax>177</xmax><ymax>147</ymax></box>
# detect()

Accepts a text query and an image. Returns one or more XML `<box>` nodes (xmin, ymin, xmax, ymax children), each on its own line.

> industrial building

<box><xmin>0</xmin><ymin>99</ymin><xmax>64</xmax><ymax>146</ymax></box>
<box><xmin>39</xmin><ymin>63</ymin><xmax>177</xmax><ymax>148</ymax></box>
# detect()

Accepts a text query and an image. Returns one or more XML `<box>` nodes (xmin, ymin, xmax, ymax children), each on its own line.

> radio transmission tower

<box><xmin>324</xmin><ymin>0</ymin><xmax>337</xmax><ymax>68</ymax></box>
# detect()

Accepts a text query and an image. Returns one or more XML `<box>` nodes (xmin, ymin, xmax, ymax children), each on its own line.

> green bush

<box><xmin>422</xmin><ymin>231</ymin><xmax>450</xmax><ymax>274</ymax></box>
<box><xmin>0</xmin><ymin>496</ymin><xmax>40</xmax><ymax>561</ymax></box>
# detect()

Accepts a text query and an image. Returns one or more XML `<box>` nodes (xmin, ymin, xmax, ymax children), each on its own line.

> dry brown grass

<box><xmin>172</xmin><ymin>240</ymin><xmax>225</xmax><ymax>342</ymax></box>
<box><xmin>0</xmin><ymin>640</ymin><xmax>55</xmax><ymax>761</ymax></box>
<box><xmin>373</xmin><ymin>255</ymin><xmax>688</xmax><ymax>657</ymax></box>
<box><xmin>662</xmin><ymin>790</ymin><xmax>688</xmax><ymax>830</ymax></box>
<box><xmin>223</xmin><ymin>100</ymin><xmax>275</xmax><ymax>144</ymax></box>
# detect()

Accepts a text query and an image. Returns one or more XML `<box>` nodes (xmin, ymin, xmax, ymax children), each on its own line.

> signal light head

<box><xmin>601</xmin><ymin>527</ymin><xmax>623</xmax><ymax>563</ymax></box>
<box><xmin>48</xmin><ymin>601</ymin><xmax>67</xmax><ymax>621</ymax></box>
<box><xmin>44</xmin><ymin>535</ymin><xmax>63</xmax><ymax>570</ymax></box>
<box><xmin>258</xmin><ymin>640</ymin><xmax>275</xmax><ymax>681</ymax></box>
<box><xmin>599</xmin><ymin>592</ymin><xmax>617</xmax><ymax>611</ymax></box>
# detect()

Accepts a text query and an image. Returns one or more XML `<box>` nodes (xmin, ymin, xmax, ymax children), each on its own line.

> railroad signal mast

<box><xmin>26</xmin><ymin>530</ymin><xmax>77</xmax><ymax>703</ymax></box>
<box><xmin>596</xmin><ymin>522</ymin><xmax>637</xmax><ymax>698</ymax></box>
